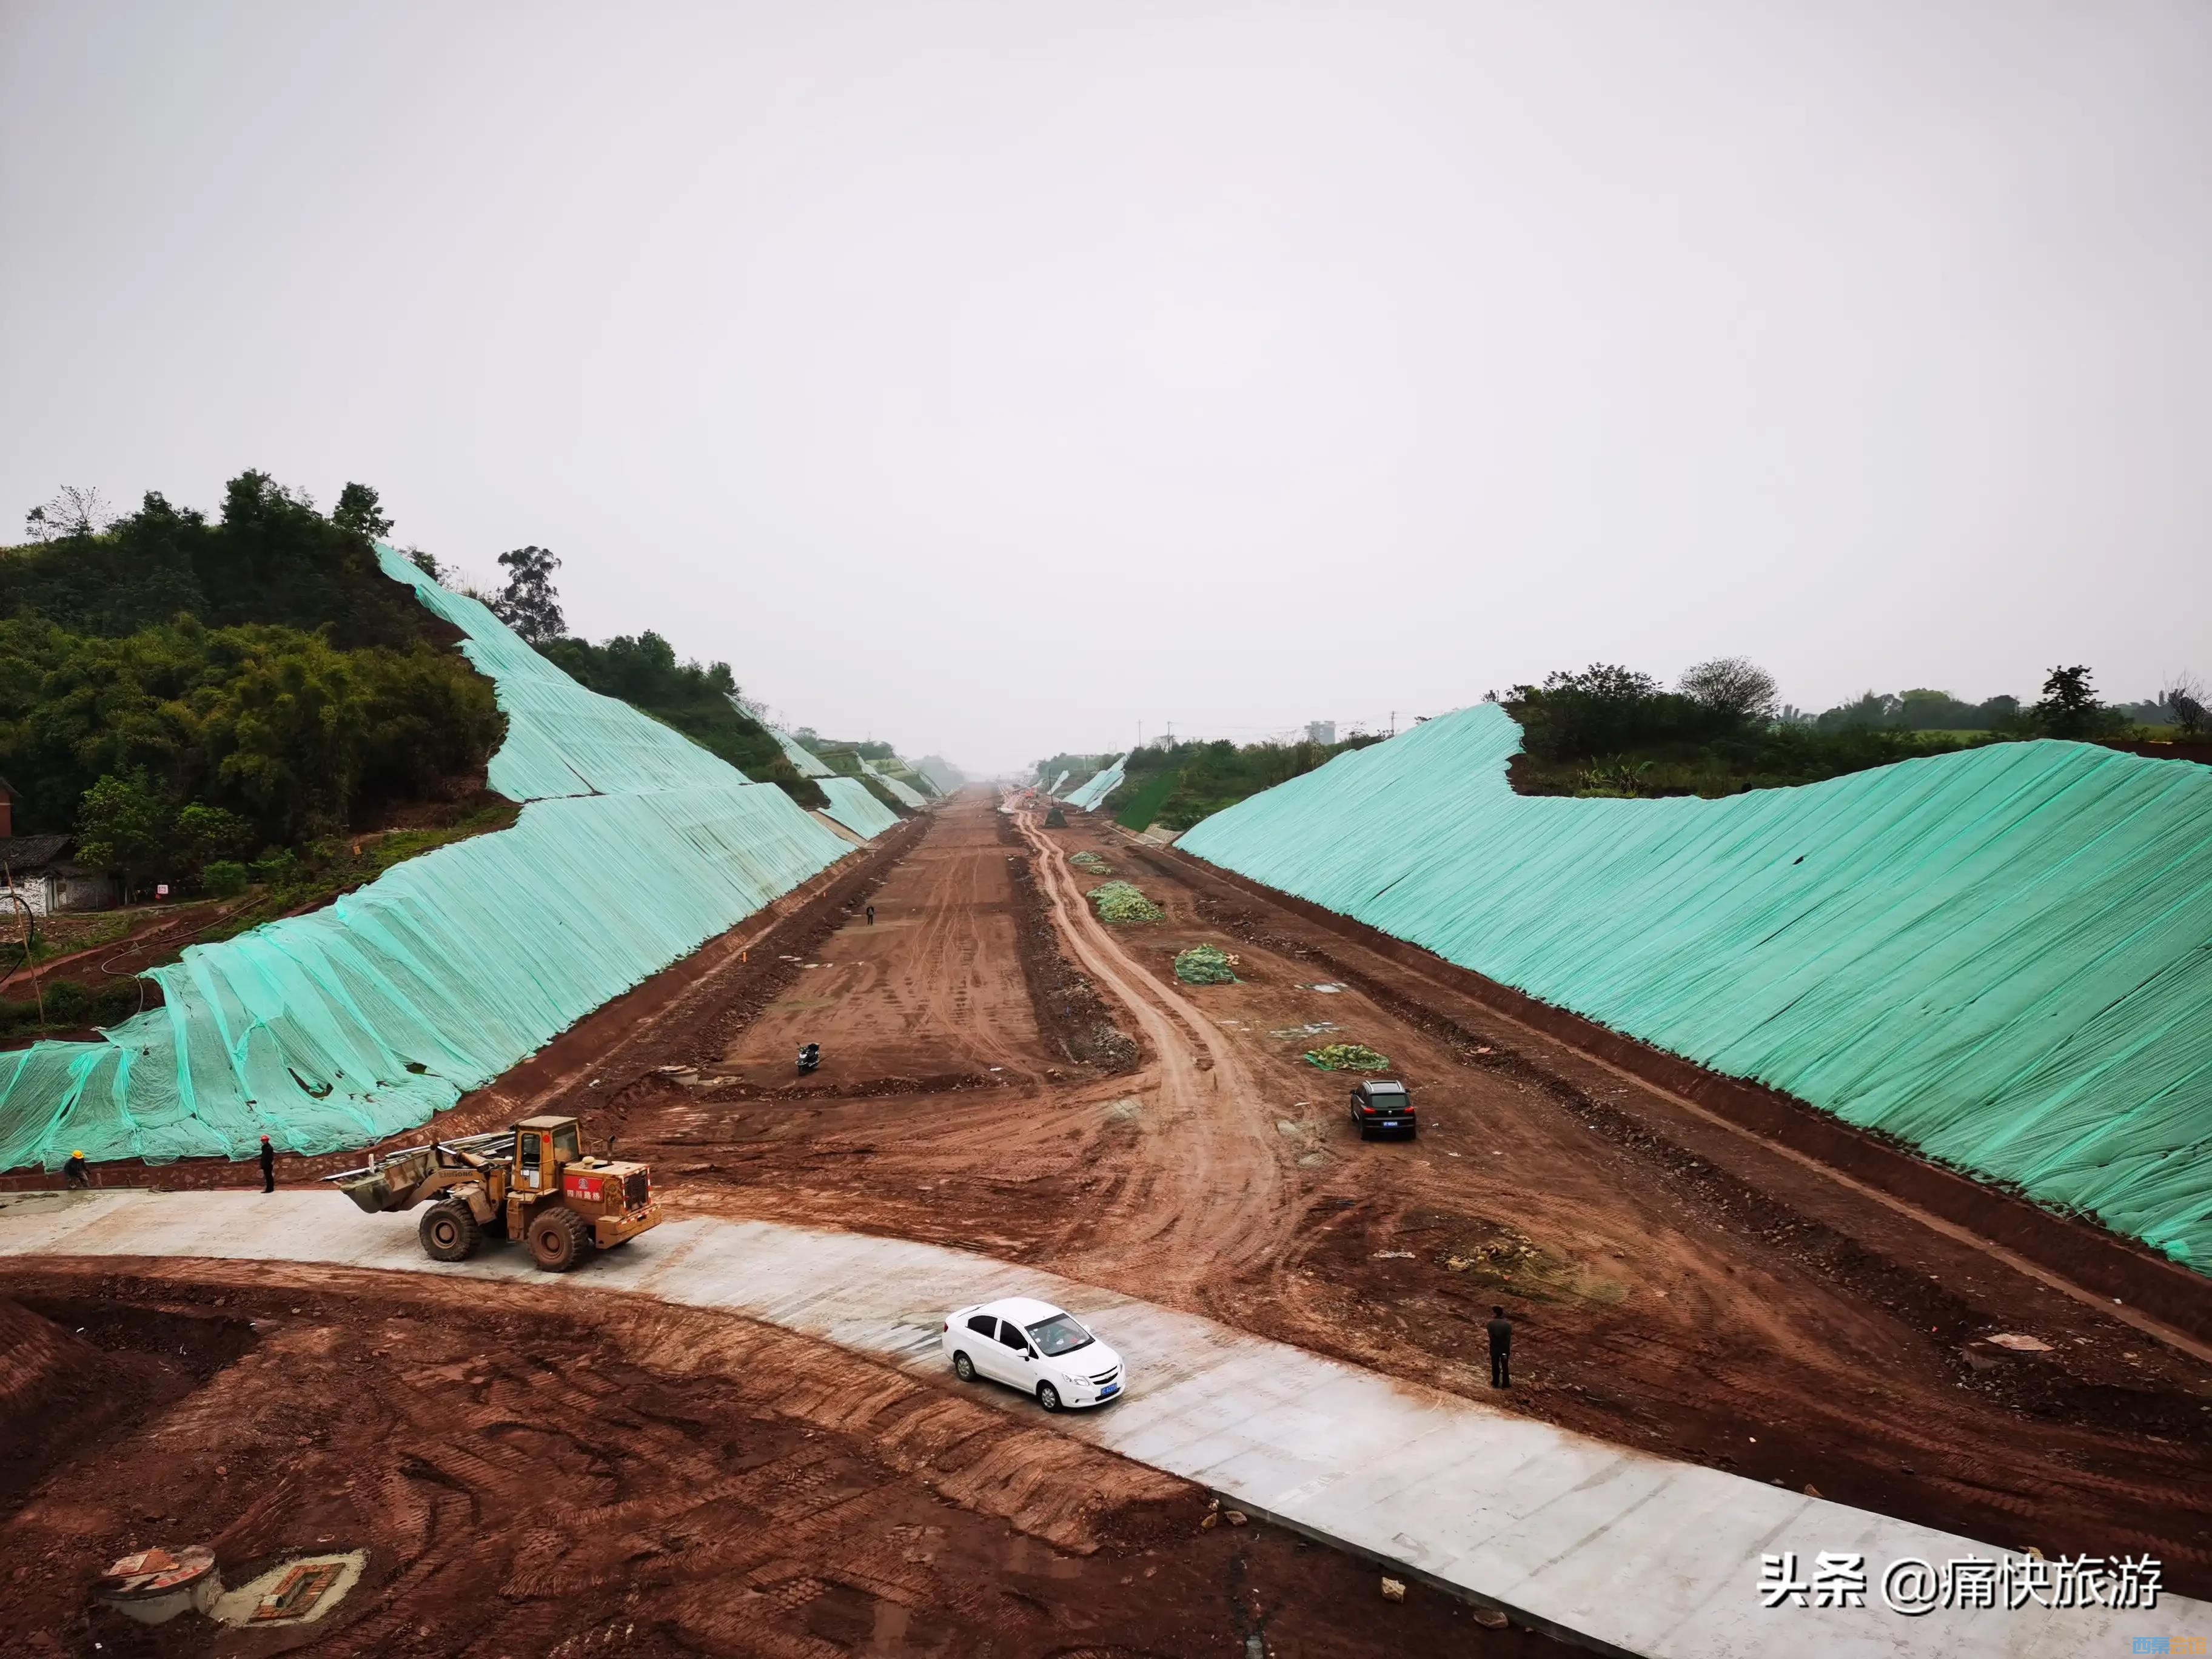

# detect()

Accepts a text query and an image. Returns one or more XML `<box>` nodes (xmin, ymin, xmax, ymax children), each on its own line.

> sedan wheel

<box><xmin>1036</xmin><ymin>1382</ymin><xmax>1062</xmax><ymax>1412</ymax></box>
<box><xmin>953</xmin><ymin>1352</ymin><xmax>976</xmax><ymax>1381</ymax></box>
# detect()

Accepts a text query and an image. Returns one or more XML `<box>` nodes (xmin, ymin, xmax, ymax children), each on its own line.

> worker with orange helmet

<box><xmin>64</xmin><ymin>1149</ymin><xmax>89</xmax><ymax>1188</ymax></box>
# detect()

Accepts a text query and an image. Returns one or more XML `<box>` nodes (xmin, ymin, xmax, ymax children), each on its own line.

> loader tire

<box><xmin>528</xmin><ymin>1206</ymin><xmax>591</xmax><ymax>1273</ymax></box>
<box><xmin>420</xmin><ymin>1199</ymin><xmax>481</xmax><ymax>1262</ymax></box>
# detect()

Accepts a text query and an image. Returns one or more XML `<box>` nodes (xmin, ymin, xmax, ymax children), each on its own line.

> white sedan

<box><xmin>940</xmin><ymin>1296</ymin><xmax>1127</xmax><ymax>1411</ymax></box>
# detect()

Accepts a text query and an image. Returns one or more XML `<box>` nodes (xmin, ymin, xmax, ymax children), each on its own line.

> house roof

<box><xmin>0</xmin><ymin>835</ymin><xmax>73</xmax><ymax>871</ymax></box>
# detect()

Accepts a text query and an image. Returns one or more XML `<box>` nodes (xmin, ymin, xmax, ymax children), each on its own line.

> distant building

<box><xmin>1306</xmin><ymin>721</ymin><xmax>1336</xmax><ymax>745</ymax></box>
<box><xmin>0</xmin><ymin>778</ymin><xmax>121</xmax><ymax>914</ymax></box>
<box><xmin>0</xmin><ymin>834</ymin><xmax>119</xmax><ymax>915</ymax></box>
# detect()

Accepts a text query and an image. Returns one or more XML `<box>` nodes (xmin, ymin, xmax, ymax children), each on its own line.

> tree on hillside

<box><xmin>332</xmin><ymin>482</ymin><xmax>394</xmax><ymax>540</ymax></box>
<box><xmin>75</xmin><ymin>769</ymin><xmax>176</xmax><ymax>895</ymax></box>
<box><xmin>24</xmin><ymin>485</ymin><xmax>115</xmax><ymax>543</ymax></box>
<box><xmin>2030</xmin><ymin>665</ymin><xmax>2110</xmax><ymax>740</ymax></box>
<box><xmin>2160</xmin><ymin>672</ymin><xmax>2207</xmax><ymax>738</ymax></box>
<box><xmin>1678</xmin><ymin>657</ymin><xmax>1778</xmax><ymax>723</ymax></box>
<box><xmin>492</xmin><ymin>546</ymin><xmax>565</xmax><ymax>644</ymax></box>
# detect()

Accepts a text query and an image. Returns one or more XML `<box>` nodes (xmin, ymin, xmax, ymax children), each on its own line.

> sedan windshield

<box><xmin>1025</xmin><ymin>1314</ymin><xmax>1094</xmax><ymax>1356</ymax></box>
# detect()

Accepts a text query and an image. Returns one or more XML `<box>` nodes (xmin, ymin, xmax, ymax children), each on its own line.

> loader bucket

<box><xmin>338</xmin><ymin>1170</ymin><xmax>395</xmax><ymax>1214</ymax></box>
<box><xmin>339</xmin><ymin>1147</ymin><xmax>437</xmax><ymax>1213</ymax></box>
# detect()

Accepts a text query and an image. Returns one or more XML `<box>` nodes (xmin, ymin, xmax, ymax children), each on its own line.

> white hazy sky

<box><xmin>4</xmin><ymin>2</ymin><xmax>2207</xmax><ymax>774</ymax></box>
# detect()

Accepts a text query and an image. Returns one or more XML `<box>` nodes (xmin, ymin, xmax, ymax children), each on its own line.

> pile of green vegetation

<box><xmin>1088</xmin><ymin>880</ymin><xmax>1165</xmax><ymax>923</ymax></box>
<box><xmin>1498</xmin><ymin>659</ymin><xmax>2189</xmax><ymax>800</ymax></box>
<box><xmin>1</xmin><ymin>475</ymin><xmax>504</xmax><ymax>897</ymax></box>
<box><xmin>1304</xmin><ymin>1042</ymin><xmax>1390</xmax><ymax>1071</ymax></box>
<box><xmin>541</xmin><ymin>633</ymin><xmax>823</xmax><ymax>808</ymax></box>
<box><xmin>1098</xmin><ymin>734</ymin><xmax>1386</xmax><ymax>832</ymax></box>
<box><xmin>1174</xmin><ymin>944</ymin><xmax>1238</xmax><ymax>985</ymax></box>
<box><xmin>1068</xmin><ymin>851</ymin><xmax>1111</xmax><ymax>875</ymax></box>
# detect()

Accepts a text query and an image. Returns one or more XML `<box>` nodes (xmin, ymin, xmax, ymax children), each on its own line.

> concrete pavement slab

<box><xmin>1</xmin><ymin>1189</ymin><xmax>2200</xmax><ymax>1659</ymax></box>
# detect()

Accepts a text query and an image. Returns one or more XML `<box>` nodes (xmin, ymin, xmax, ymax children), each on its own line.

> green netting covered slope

<box><xmin>859</xmin><ymin>758</ymin><xmax>928</xmax><ymax>811</ymax></box>
<box><xmin>0</xmin><ymin>548</ymin><xmax>856</xmax><ymax>1170</ymax></box>
<box><xmin>763</xmin><ymin>721</ymin><xmax>837</xmax><ymax>779</ymax></box>
<box><xmin>1177</xmin><ymin>704</ymin><xmax>2212</xmax><ymax>1270</ymax></box>
<box><xmin>817</xmin><ymin>775</ymin><xmax>902</xmax><ymax>840</ymax></box>
<box><xmin>1067</xmin><ymin>754</ymin><xmax>1129</xmax><ymax>812</ymax></box>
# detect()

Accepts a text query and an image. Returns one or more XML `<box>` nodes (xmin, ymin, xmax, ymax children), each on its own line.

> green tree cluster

<box><xmin>1097</xmin><ymin>733</ymin><xmax>1384</xmax><ymax>832</ymax></box>
<box><xmin>1</xmin><ymin>474</ymin><xmax>504</xmax><ymax>893</ymax></box>
<box><xmin>540</xmin><ymin>631</ymin><xmax>825</xmax><ymax>808</ymax></box>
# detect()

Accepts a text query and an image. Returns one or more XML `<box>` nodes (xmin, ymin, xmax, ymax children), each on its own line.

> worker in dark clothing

<box><xmin>865</xmin><ymin>904</ymin><xmax>875</xmax><ymax>925</ymax></box>
<box><xmin>258</xmin><ymin>1134</ymin><xmax>276</xmax><ymax>1194</ymax></box>
<box><xmin>63</xmin><ymin>1149</ymin><xmax>89</xmax><ymax>1189</ymax></box>
<box><xmin>1486</xmin><ymin>1305</ymin><xmax>1513</xmax><ymax>1389</ymax></box>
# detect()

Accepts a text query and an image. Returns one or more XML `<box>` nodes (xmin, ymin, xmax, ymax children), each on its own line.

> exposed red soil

<box><xmin>1163</xmin><ymin>845</ymin><xmax>2212</xmax><ymax>1343</ymax></box>
<box><xmin>15</xmin><ymin>787</ymin><xmax>2211</xmax><ymax>1631</ymax></box>
<box><xmin>580</xmin><ymin>794</ymin><xmax>2212</xmax><ymax>1593</ymax></box>
<box><xmin>0</xmin><ymin>1258</ymin><xmax>1554</xmax><ymax>1658</ymax></box>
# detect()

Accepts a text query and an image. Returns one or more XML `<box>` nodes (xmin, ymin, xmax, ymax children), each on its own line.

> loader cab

<box><xmin>514</xmin><ymin>1116</ymin><xmax>583</xmax><ymax>1191</ymax></box>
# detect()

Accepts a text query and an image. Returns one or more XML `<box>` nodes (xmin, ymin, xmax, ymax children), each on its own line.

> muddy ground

<box><xmin>586</xmin><ymin>794</ymin><xmax>2212</xmax><ymax>1590</ymax></box>
<box><xmin>12</xmin><ymin>786</ymin><xmax>2212</xmax><ymax>1649</ymax></box>
<box><xmin>0</xmin><ymin>1262</ymin><xmax>1549</xmax><ymax>1658</ymax></box>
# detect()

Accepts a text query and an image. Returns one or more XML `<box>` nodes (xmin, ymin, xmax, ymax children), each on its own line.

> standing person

<box><xmin>63</xmin><ymin>1149</ymin><xmax>89</xmax><ymax>1189</ymax></box>
<box><xmin>865</xmin><ymin>903</ymin><xmax>875</xmax><ymax>925</ymax></box>
<box><xmin>1486</xmin><ymin>1305</ymin><xmax>1513</xmax><ymax>1389</ymax></box>
<box><xmin>258</xmin><ymin>1134</ymin><xmax>276</xmax><ymax>1194</ymax></box>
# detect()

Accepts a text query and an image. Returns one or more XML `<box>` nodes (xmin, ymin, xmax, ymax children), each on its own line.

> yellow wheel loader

<box><xmin>326</xmin><ymin>1114</ymin><xmax>661</xmax><ymax>1272</ymax></box>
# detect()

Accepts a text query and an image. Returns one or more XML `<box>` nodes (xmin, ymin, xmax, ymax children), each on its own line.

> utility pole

<box><xmin>1389</xmin><ymin>710</ymin><xmax>1396</xmax><ymax>737</ymax></box>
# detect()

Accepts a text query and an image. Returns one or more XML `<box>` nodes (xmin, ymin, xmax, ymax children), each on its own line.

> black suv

<box><xmin>1349</xmin><ymin>1078</ymin><xmax>1416</xmax><ymax>1139</ymax></box>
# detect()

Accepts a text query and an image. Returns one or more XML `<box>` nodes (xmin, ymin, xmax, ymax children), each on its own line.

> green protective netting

<box><xmin>860</xmin><ymin>758</ymin><xmax>929</xmax><ymax>811</ymax></box>
<box><xmin>762</xmin><ymin>719</ymin><xmax>837</xmax><ymax>779</ymax></box>
<box><xmin>817</xmin><ymin>775</ymin><xmax>901</xmax><ymax>840</ymax></box>
<box><xmin>1177</xmin><ymin>703</ymin><xmax>2212</xmax><ymax>1270</ymax></box>
<box><xmin>1046</xmin><ymin>769</ymin><xmax>1071</xmax><ymax>797</ymax></box>
<box><xmin>1066</xmin><ymin>754</ymin><xmax>1128</xmax><ymax>812</ymax></box>
<box><xmin>0</xmin><ymin>547</ymin><xmax>857</xmax><ymax>1171</ymax></box>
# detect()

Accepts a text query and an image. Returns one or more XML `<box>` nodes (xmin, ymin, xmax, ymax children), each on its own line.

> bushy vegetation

<box><xmin>1088</xmin><ymin>880</ymin><xmax>1165</xmax><ymax>923</ymax></box>
<box><xmin>2</xmin><ymin>477</ymin><xmax>504</xmax><ymax>894</ymax></box>
<box><xmin>0</xmin><ymin>976</ymin><xmax>147</xmax><ymax>1041</ymax></box>
<box><xmin>541</xmin><ymin>632</ymin><xmax>824</xmax><ymax>808</ymax></box>
<box><xmin>1304</xmin><ymin>1042</ymin><xmax>1390</xmax><ymax>1071</ymax></box>
<box><xmin>1500</xmin><ymin>660</ymin><xmax>2185</xmax><ymax>799</ymax></box>
<box><xmin>1094</xmin><ymin>734</ymin><xmax>1385</xmax><ymax>832</ymax></box>
<box><xmin>1173</xmin><ymin>944</ymin><xmax>1238</xmax><ymax>985</ymax></box>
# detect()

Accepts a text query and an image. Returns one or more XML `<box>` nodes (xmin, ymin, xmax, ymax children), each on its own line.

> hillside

<box><xmin>1175</xmin><ymin>703</ymin><xmax>2212</xmax><ymax>1270</ymax></box>
<box><xmin>1</xmin><ymin>474</ymin><xmax>835</xmax><ymax>908</ymax></box>
<box><xmin>1</xmin><ymin>475</ymin><xmax>504</xmax><ymax>899</ymax></box>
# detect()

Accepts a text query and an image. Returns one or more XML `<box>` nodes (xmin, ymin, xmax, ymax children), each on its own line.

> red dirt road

<box><xmin>596</xmin><ymin>793</ymin><xmax>2212</xmax><ymax>1592</ymax></box>
<box><xmin>13</xmin><ymin>788</ymin><xmax>2210</xmax><ymax>1647</ymax></box>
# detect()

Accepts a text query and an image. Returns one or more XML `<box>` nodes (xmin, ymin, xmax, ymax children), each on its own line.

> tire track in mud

<box><xmin>1013</xmin><ymin>808</ymin><xmax>1298</xmax><ymax>1305</ymax></box>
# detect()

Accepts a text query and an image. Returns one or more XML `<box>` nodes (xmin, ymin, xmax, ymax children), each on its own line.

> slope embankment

<box><xmin>1175</xmin><ymin>703</ymin><xmax>2212</xmax><ymax>1273</ymax></box>
<box><xmin>0</xmin><ymin>549</ymin><xmax>912</xmax><ymax>1171</ymax></box>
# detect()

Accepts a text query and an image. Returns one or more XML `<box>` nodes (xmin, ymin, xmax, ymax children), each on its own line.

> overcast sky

<box><xmin>4</xmin><ymin>2</ymin><xmax>2207</xmax><ymax>774</ymax></box>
